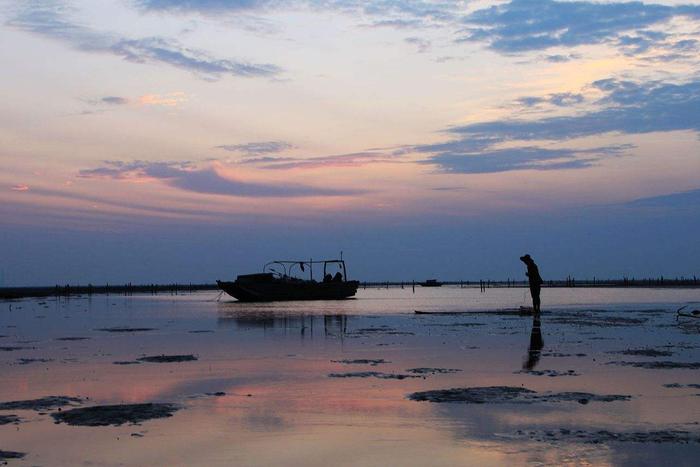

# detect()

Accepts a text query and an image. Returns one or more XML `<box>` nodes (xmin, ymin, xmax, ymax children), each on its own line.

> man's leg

<box><xmin>531</xmin><ymin>286</ymin><xmax>541</xmax><ymax>314</ymax></box>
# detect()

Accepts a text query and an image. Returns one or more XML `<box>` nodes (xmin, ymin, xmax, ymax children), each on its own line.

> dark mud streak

<box><xmin>55</xmin><ymin>337</ymin><xmax>91</xmax><ymax>341</ymax></box>
<box><xmin>549</xmin><ymin>312</ymin><xmax>648</xmax><ymax>327</ymax></box>
<box><xmin>542</xmin><ymin>352</ymin><xmax>587</xmax><ymax>357</ymax></box>
<box><xmin>348</xmin><ymin>327</ymin><xmax>415</xmax><ymax>336</ymax></box>
<box><xmin>0</xmin><ymin>346</ymin><xmax>34</xmax><ymax>351</ymax></box>
<box><xmin>408</xmin><ymin>386</ymin><xmax>630</xmax><ymax>404</ymax></box>
<box><xmin>0</xmin><ymin>415</ymin><xmax>21</xmax><ymax>425</ymax></box>
<box><xmin>137</xmin><ymin>355</ymin><xmax>198</xmax><ymax>363</ymax></box>
<box><xmin>0</xmin><ymin>450</ymin><xmax>25</xmax><ymax>460</ymax></box>
<box><xmin>516</xmin><ymin>428</ymin><xmax>700</xmax><ymax>444</ymax></box>
<box><xmin>406</xmin><ymin>368</ymin><xmax>462</xmax><ymax>375</ymax></box>
<box><xmin>16</xmin><ymin>358</ymin><xmax>53</xmax><ymax>365</ymax></box>
<box><xmin>51</xmin><ymin>403</ymin><xmax>179</xmax><ymax>426</ymax></box>
<box><xmin>517</xmin><ymin>369</ymin><xmax>580</xmax><ymax>377</ymax></box>
<box><xmin>329</xmin><ymin>371</ymin><xmax>419</xmax><ymax>380</ymax></box>
<box><xmin>0</xmin><ymin>396</ymin><xmax>82</xmax><ymax>411</ymax></box>
<box><xmin>96</xmin><ymin>327</ymin><xmax>156</xmax><ymax>333</ymax></box>
<box><xmin>113</xmin><ymin>361</ymin><xmax>142</xmax><ymax>365</ymax></box>
<box><xmin>608</xmin><ymin>361</ymin><xmax>700</xmax><ymax>370</ymax></box>
<box><xmin>331</xmin><ymin>359</ymin><xmax>390</xmax><ymax>366</ymax></box>
<box><xmin>607</xmin><ymin>348</ymin><xmax>674</xmax><ymax>357</ymax></box>
<box><xmin>425</xmin><ymin>323</ymin><xmax>486</xmax><ymax>327</ymax></box>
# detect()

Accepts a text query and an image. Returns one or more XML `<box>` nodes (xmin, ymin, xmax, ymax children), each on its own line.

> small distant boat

<box><xmin>217</xmin><ymin>259</ymin><xmax>359</xmax><ymax>302</ymax></box>
<box><xmin>419</xmin><ymin>279</ymin><xmax>443</xmax><ymax>287</ymax></box>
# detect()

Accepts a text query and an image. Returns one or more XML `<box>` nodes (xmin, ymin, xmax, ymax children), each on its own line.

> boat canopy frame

<box><xmin>263</xmin><ymin>259</ymin><xmax>348</xmax><ymax>282</ymax></box>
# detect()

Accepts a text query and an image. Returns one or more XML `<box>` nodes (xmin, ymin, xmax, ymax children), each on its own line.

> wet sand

<box><xmin>1</xmin><ymin>288</ymin><xmax>700</xmax><ymax>466</ymax></box>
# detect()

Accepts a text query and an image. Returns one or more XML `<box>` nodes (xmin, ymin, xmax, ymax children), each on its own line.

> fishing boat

<box><xmin>419</xmin><ymin>279</ymin><xmax>443</xmax><ymax>287</ymax></box>
<box><xmin>217</xmin><ymin>258</ymin><xmax>359</xmax><ymax>302</ymax></box>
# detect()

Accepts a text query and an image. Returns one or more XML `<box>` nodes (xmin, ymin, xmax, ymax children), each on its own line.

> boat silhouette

<box><xmin>217</xmin><ymin>259</ymin><xmax>359</xmax><ymax>302</ymax></box>
<box><xmin>419</xmin><ymin>279</ymin><xmax>443</xmax><ymax>287</ymax></box>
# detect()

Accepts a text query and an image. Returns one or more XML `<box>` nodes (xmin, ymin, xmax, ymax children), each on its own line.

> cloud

<box><xmin>415</xmin><ymin>76</ymin><xmax>700</xmax><ymax>174</ymax></box>
<box><xmin>216</xmin><ymin>141</ymin><xmax>293</xmax><ymax>155</ymax></box>
<box><xmin>420</xmin><ymin>145</ymin><xmax>630</xmax><ymax>174</ymax></box>
<box><xmin>625</xmin><ymin>188</ymin><xmax>700</xmax><ymax>209</ymax></box>
<box><xmin>138</xmin><ymin>92</ymin><xmax>188</xmax><ymax>106</ymax></box>
<box><xmin>516</xmin><ymin>92</ymin><xmax>584</xmax><ymax>108</ymax></box>
<box><xmin>89</xmin><ymin>93</ymin><xmax>187</xmax><ymax>109</ymax></box>
<box><xmin>78</xmin><ymin>160</ymin><xmax>360</xmax><ymax>197</ymax></box>
<box><xmin>11</xmin><ymin>184</ymin><xmax>30</xmax><ymax>192</ymax></box>
<box><xmin>404</xmin><ymin>36</ymin><xmax>431</xmax><ymax>53</ymax></box>
<box><xmin>237</xmin><ymin>150</ymin><xmax>404</xmax><ymax>169</ymax></box>
<box><xmin>136</xmin><ymin>0</ymin><xmax>276</xmax><ymax>13</ymax></box>
<box><xmin>137</xmin><ymin>0</ymin><xmax>463</xmax><ymax>28</ymax></box>
<box><xmin>364</xmin><ymin>18</ymin><xmax>426</xmax><ymax>29</ymax></box>
<box><xmin>542</xmin><ymin>53</ymin><xmax>580</xmax><ymax>63</ymax></box>
<box><xmin>8</xmin><ymin>1</ymin><xmax>282</xmax><ymax>80</ymax></box>
<box><xmin>101</xmin><ymin>96</ymin><xmax>130</xmax><ymax>105</ymax></box>
<box><xmin>450</xmin><ymin>79</ymin><xmax>700</xmax><ymax>142</ymax></box>
<box><xmin>459</xmin><ymin>0</ymin><xmax>700</xmax><ymax>53</ymax></box>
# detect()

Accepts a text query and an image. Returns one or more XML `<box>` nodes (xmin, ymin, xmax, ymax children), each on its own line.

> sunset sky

<box><xmin>2</xmin><ymin>0</ymin><xmax>699</xmax><ymax>285</ymax></box>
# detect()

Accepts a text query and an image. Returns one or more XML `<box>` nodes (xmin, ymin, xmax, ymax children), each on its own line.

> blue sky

<box><xmin>1</xmin><ymin>0</ymin><xmax>699</xmax><ymax>284</ymax></box>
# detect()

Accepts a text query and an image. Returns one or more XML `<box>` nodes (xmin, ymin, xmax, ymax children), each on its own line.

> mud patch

<box><xmin>406</xmin><ymin>368</ymin><xmax>462</xmax><ymax>375</ymax></box>
<box><xmin>663</xmin><ymin>383</ymin><xmax>700</xmax><ymax>389</ymax></box>
<box><xmin>0</xmin><ymin>450</ymin><xmax>25</xmax><ymax>461</ymax></box>
<box><xmin>0</xmin><ymin>415</ymin><xmax>21</xmax><ymax>425</ymax></box>
<box><xmin>608</xmin><ymin>348</ymin><xmax>674</xmax><ymax>357</ymax></box>
<box><xmin>542</xmin><ymin>352</ymin><xmax>587</xmax><ymax>358</ymax></box>
<box><xmin>51</xmin><ymin>403</ymin><xmax>179</xmax><ymax>426</ymax></box>
<box><xmin>331</xmin><ymin>359</ymin><xmax>389</xmax><ymax>366</ymax></box>
<box><xmin>0</xmin><ymin>346</ymin><xmax>34</xmax><ymax>352</ymax></box>
<box><xmin>113</xmin><ymin>361</ymin><xmax>142</xmax><ymax>365</ymax></box>
<box><xmin>329</xmin><ymin>371</ymin><xmax>419</xmax><ymax>380</ymax></box>
<box><xmin>96</xmin><ymin>327</ymin><xmax>156</xmax><ymax>333</ymax></box>
<box><xmin>518</xmin><ymin>369</ymin><xmax>580</xmax><ymax>377</ymax></box>
<box><xmin>55</xmin><ymin>337</ymin><xmax>90</xmax><ymax>341</ymax></box>
<box><xmin>188</xmin><ymin>330</ymin><xmax>214</xmax><ymax>333</ymax></box>
<box><xmin>0</xmin><ymin>396</ymin><xmax>82</xmax><ymax>411</ymax></box>
<box><xmin>425</xmin><ymin>323</ymin><xmax>485</xmax><ymax>328</ymax></box>
<box><xmin>16</xmin><ymin>358</ymin><xmax>53</xmax><ymax>365</ymax></box>
<box><xmin>348</xmin><ymin>326</ymin><xmax>414</xmax><ymax>337</ymax></box>
<box><xmin>514</xmin><ymin>428</ymin><xmax>700</xmax><ymax>444</ymax></box>
<box><xmin>608</xmin><ymin>361</ymin><xmax>700</xmax><ymax>370</ymax></box>
<box><xmin>549</xmin><ymin>312</ymin><xmax>647</xmax><ymax>327</ymax></box>
<box><xmin>136</xmin><ymin>354</ymin><xmax>198</xmax><ymax>363</ymax></box>
<box><xmin>408</xmin><ymin>386</ymin><xmax>630</xmax><ymax>404</ymax></box>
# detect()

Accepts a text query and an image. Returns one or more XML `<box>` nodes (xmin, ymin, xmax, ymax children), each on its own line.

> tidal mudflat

<box><xmin>1</xmin><ymin>288</ymin><xmax>700</xmax><ymax>466</ymax></box>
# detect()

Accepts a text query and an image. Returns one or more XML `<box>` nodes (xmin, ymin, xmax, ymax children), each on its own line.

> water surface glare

<box><xmin>1</xmin><ymin>288</ymin><xmax>700</xmax><ymax>466</ymax></box>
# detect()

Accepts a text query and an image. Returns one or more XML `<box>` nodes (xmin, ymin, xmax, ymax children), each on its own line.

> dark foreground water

<box><xmin>1</xmin><ymin>287</ymin><xmax>700</xmax><ymax>466</ymax></box>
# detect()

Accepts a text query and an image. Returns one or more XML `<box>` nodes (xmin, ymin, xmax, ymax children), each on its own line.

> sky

<box><xmin>1</xmin><ymin>0</ymin><xmax>699</xmax><ymax>285</ymax></box>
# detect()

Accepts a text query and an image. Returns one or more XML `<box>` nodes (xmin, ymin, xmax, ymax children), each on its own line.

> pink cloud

<box><xmin>11</xmin><ymin>184</ymin><xmax>30</xmax><ymax>191</ymax></box>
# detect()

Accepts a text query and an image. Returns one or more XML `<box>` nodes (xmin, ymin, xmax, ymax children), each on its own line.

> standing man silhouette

<box><xmin>520</xmin><ymin>254</ymin><xmax>543</xmax><ymax>314</ymax></box>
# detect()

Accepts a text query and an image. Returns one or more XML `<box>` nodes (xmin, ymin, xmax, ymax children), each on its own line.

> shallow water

<box><xmin>1</xmin><ymin>287</ymin><xmax>700</xmax><ymax>466</ymax></box>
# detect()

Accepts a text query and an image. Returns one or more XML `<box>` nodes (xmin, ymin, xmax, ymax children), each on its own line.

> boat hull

<box><xmin>217</xmin><ymin>279</ymin><xmax>359</xmax><ymax>302</ymax></box>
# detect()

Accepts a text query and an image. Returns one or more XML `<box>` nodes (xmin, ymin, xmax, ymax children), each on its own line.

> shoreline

<box><xmin>2</xmin><ymin>280</ymin><xmax>700</xmax><ymax>300</ymax></box>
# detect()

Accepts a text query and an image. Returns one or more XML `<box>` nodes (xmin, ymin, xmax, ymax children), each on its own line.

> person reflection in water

<box><xmin>523</xmin><ymin>313</ymin><xmax>544</xmax><ymax>370</ymax></box>
<box><xmin>519</xmin><ymin>254</ymin><xmax>543</xmax><ymax>314</ymax></box>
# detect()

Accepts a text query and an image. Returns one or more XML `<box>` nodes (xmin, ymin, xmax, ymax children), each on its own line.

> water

<box><xmin>1</xmin><ymin>288</ymin><xmax>699</xmax><ymax>466</ymax></box>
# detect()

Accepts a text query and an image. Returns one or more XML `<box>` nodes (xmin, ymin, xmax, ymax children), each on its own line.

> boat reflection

<box><xmin>217</xmin><ymin>304</ymin><xmax>349</xmax><ymax>338</ymax></box>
